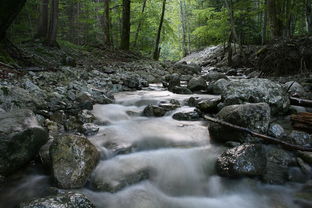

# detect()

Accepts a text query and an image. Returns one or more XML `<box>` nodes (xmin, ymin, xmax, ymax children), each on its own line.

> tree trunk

<box><xmin>180</xmin><ymin>0</ymin><xmax>188</xmax><ymax>57</ymax></box>
<box><xmin>267</xmin><ymin>0</ymin><xmax>283</xmax><ymax>38</ymax></box>
<box><xmin>0</xmin><ymin>0</ymin><xmax>27</xmax><ymax>41</ymax></box>
<box><xmin>153</xmin><ymin>0</ymin><xmax>167</xmax><ymax>61</ymax></box>
<box><xmin>262</xmin><ymin>0</ymin><xmax>268</xmax><ymax>45</ymax></box>
<box><xmin>120</xmin><ymin>0</ymin><xmax>131</xmax><ymax>50</ymax></box>
<box><xmin>47</xmin><ymin>0</ymin><xmax>59</xmax><ymax>47</ymax></box>
<box><xmin>133</xmin><ymin>0</ymin><xmax>147</xmax><ymax>48</ymax></box>
<box><xmin>306</xmin><ymin>0</ymin><xmax>312</xmax><ymax>34</ymax></box>
<box><xmin>36</xmin><ymin>0</ymin><xmax>49</xmax><ymax>39</ymax></box>
<box><xmin>103</xmin><ymin>0</ymin><xmax>112</xmax><ymax>46</ymax></box>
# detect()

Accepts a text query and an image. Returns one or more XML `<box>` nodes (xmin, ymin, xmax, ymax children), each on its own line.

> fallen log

<box><xmin>204</xmin><ymin>115</ymin><xmax>312</xmax><ymax>152</ymax></box>
<box><xmin>291</xmin><ymin>112</ymin><xmax>312</xmax><ymax>134</ymax></box>
<box><xmin>290</xmin><ymin>97</ymin><xmax>312</xmax><ymax>108</ymax></box>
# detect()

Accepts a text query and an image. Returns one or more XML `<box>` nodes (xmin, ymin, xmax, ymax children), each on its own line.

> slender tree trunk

<box><xmin>224</xmin><ymin>0</ymin><xmax>245</xmax><ymax>61</ymax></box>
<box><xmin>120</xmin><ymin>0</ymin><xmax>131</xmax><ymax>50</ymax></box>
<box><xmin>262</xmin><ymin>0</ymin><xmax>268</xmax><ymax>45</ymax></box>
<box><xmin>103</xmin><ymin>0</ymin><xmax>112</xmax><ymax>46</ymax></box>
<box><xmin>153</xmin><ymin>0</ymin><xmax>167</xmax><ymax>60</ymax></box>
<box><xmin>36</xmin><ymin>0</ymin><xmax>49</xmax><ymax>39</ymax></box>
<box><xmin>307</xmin><ymin>0</ymin><xmax>312</xmax><ymax>34</ymax></box>
<box><xmin>0</xmin><ymin>0</ymin><xmax>27</xmax><ymax>41</ymax></box>
<box><xmin>47</xmin><ymin>0</ymin><xmax>59</xmax><ymax>46</ymax></box>
<box><xmin>133</xmin><ymin>0</ymin><xmax>147</xmax><ymax>48</ymax></box>
<box><xmin>180</xmin><ymin>0</ymin><xmax>188</xmax><ymax>57</ymax></box>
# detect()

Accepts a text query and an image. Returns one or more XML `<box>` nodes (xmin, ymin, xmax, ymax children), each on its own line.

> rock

<box><xmin>171</xmin><ymin>86</ymin><xmax>192</xmax><ymax>94</ymax></box>
<box><xmin>39</xmin><ymin>139</ymin><xmax>54</xmax><ymax>169</ymax></box>
<box><xmin>123</xmin><ymin>74</ymin><xmax>141</xmax><ymax>89</ymax></box>
<box><xmin>172</xmin><ymin>111</ymin><xmax>201</xmax><ymax>121</ymax></box>
<box><xmin>220</xmin><ymin>79</ymin><xmax>290</xmax><ymax>114</ymax></box>
<box><xmin>0</xmin><ymin>86</ymin><xmax>46</xmax><ymax>111</ymax></box>
<box><xmin>173</xmin><ymin>63</ymin><xmax>202</xmax><ymax>75</ymax></box>
<box><xmin>298</xmin><ymin>151</ymin><xmax>312</xmax><ymax>165</ymax></box>
<box><xmin>286</xmin><ymin>130</ymin><xmax>312</xmax><ymax>146</ymax></box>
<box><xmin>195</xmin><ymin>98</ymin><xmax>221</xmax><ymax>113</ymax></box>
<box><xmin>143</xmin><ymin>105</ymin><xmax>166</xmax><ymax>117</ymax></box>
<box><xmin>50</xmin><ymin>134</ymin><xmax>100</xmax><ymax>189</ymax></box>
<box><xmin>288</xmin><ymin>167</ymin><xmax>309</xmax><ymax>183</ymax></box>
<box><xmin>202</xmin><ymin>72</ymin><xmax>228</xmax><ymax>82</ymax></box>
<box><xmin>262</xmin><ymin>145</ymin><xmax>293</xmax><ymax>184</ymax></box>
<box><xmin>78</xmin><ymin>110</ymin><xmax>96</xmax><ymax>124</ymax></box>
<box><xmin>76</xmin><ymin>92</ymin><xmax>94</xmax><ymax>110</ymax></box>
<box><xmin>216</xmin><ymin>144</ymin><xmax>266</xmax><ymax>178</ymax></box>
<box><xmin>187</xmin><ymin>77</ymin><xmax>207</xmax><ymax>92</ymax></box>
<box><xmin>268</xmin><ymin>123</ymin><xmax>285</xmax><ymax>138</ymax></box>
<box><xmin>285</xmin><ymin>81</ymin><xmax>306</xmax><ymax>97</ymax></box>
<box><xmin>0</xmin><ymin>109</ymin><xmax>48</xmax><ymax>175</ymax></box>
<box><xmin>210</xmin><ymin>78</ymin><xmax>230</xmax><ymax>95</ymax></box>
<box><xmin>209</xmin><ymin>103</ymin><xmax>271</xmax><ymax>143</ymax></box>
<box><xmin>19</xmin><ymin>192</ymin><xmax>95</xmax><ymax>208</ymax></box>
<box><xmin>81</xmin><ymin>123</ymin><xmax>100</xmax><ymax>136</ymax></box>
<box><xmin>166</xmin><ymin>73</ymin><xmax>181</xmax><ymax>90</ymax></box>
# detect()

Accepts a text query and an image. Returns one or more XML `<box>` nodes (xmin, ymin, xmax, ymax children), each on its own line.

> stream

<box><xmin>0</xmin><ymin>84</ymin><xmax>301</xmax><ymax>208</ymax></box>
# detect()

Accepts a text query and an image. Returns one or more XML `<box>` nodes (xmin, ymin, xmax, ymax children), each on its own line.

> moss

<box><xmin>0</xmin><ymin>45</ymin><xmax>16</xmax><ymax>65</ymax></box>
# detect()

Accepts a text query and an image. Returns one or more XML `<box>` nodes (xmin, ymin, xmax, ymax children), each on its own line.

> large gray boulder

<box><xmin>50</xmin><ymin>134</ymin><xmax>100</xmax><ymax>189</ymax></box>
<box><xmin>219</xmin><ymin>79</ymin><xmax>290</xmax><ymax>114</ymax></box>
<box><xmin>208</xmin><ymin>103</ymin><xmax>271</xmax><ymax>143</ymax></box>
<box><xmin>0</xmin><ymin>109</ymin><xmax>48</xmax><ymax>175</ymax></box>
<box><xmin>187</xmin><ymin>77</ymin><xmax>207</xmax><ymax>92</ymax></box>
<box><xmin>216</xmin><ymin>144</ymin><xmax>266</xmax><ymax>178</ymax></box>
<box><xmin>19</xmin><ymin>192</ymin><xmax>95</xmax><ymax>208</ymax></box>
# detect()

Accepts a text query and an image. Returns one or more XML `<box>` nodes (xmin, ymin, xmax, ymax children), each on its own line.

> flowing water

<box><xmin>0</xmin><ymin>84</ymin><xmax>301</xmax><ymax>208</ymax></box>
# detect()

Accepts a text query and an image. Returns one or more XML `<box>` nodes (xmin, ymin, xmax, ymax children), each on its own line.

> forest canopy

<box><xmin>3</xmin><ymin>0</ymin><xmax>312</xmax><ymax>61</ymax></box>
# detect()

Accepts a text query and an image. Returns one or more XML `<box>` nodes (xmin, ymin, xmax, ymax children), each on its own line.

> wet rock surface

<box><xmin>216</xmin><ymin>144</ymin><xmax>266</xmax><ymax>178</ymax></box>
<box><xmin>19</xmin><ymin>192</ymin><xmax>95</xmax><ymax>208</ymax></box>
<box><xmin>50</xmin><ymin>134</ymin><xmax>100</xmax><ymax>189</ymax></box>
<box><xmin>218</xmin><ymin>78</ymin><xmax>290</xmax><ymax>114</ymax></box>
<box><xmin>208</xmin><ymin>103</ymin><xmax>271</xmax><ymax>143</ymax></box>
<box><xmin>0</xmin><ymin>109</ymin><xmax>48</xmax><ymax>175</ymax></box>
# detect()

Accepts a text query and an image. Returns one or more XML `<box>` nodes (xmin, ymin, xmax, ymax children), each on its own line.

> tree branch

<box><xmin>204</xmin><ymin>115</ymin><xmax>312</xmax><ymax>152</ymax></box>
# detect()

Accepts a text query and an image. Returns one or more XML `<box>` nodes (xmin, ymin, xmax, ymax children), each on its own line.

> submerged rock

<box><xmin>143</xmin><ymin>105</ymin><xmax>166</xmax><ymax>117</ymax></box>
<box><xmin>171</xmin><ymin>86</ymin><xmax>192</xmax><ymax>94</ymax></box>
<box><xmin>216</xmin><ymin>144</ymin><xmax>266</xmax><ymax>178</ymax></box>
<box><xmin>208</xmin><ymin>103</ymin><xmax>271</xmax><ymax>143</ymax></box>
<box><xmin>19</xmin><ymin>192</ymin><xmax>95</xmax><ymax>208</ymax></box>
<box><xmin>50</xmin><ymin>134</ymin><xmax>100</xmax><ymax>189</ymax></box>
<box><xmin>0</xmin><ymin>109</ymin><xmax>48</xmax><ymax>175</ymax></box>
<box><xmin>219</xmin><ymin>78</ymin><xmax>290</xmax><ymax>114</ymax></box>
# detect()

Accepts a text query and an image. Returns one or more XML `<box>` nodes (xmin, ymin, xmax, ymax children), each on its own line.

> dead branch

<box><xmin>290</xmin><ymin>97</ymin><xmax>312</xmax><ymax>108</ymax></box>
<box><xmin>0</xmin><ymin>61</ymin><xmax>15</xmax><ymax>69</ymax></box>
<box><xmin>204</xmin><ymin>115</ymin><xmax>312</xmax><ymax>152</ymax></box>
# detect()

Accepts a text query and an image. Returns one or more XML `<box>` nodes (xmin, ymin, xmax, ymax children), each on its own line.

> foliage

<box><xmin>6</xmin><ymin>0</ymin><xmax>312</xmax><ymax>61</ymax></box>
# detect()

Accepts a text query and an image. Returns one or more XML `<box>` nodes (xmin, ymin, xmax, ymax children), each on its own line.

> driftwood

<box><xmin>291</xmin><ymin>112</ymin><xmax>312</xmax><ymax>134</ymax></box>
<box><xmin>204</xmin><ymin>115</ymin><xmax>312</xmax><ymax>152</ymax></box>
<box><xmin>290</xmin><ymin>97</ymin><xmax>312</xmax><ymax>108</ymax></box>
